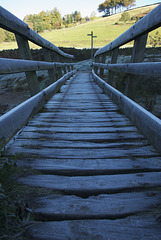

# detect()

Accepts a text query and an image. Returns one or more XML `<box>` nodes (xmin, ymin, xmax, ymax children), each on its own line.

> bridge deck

<box><xmin>3</xmin><ymin>71</ymin><xmax>161</xmax><ymax>239</ymax></box>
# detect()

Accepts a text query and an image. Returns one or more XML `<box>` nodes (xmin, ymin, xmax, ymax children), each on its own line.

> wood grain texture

<box><xmin>3</xmin><ymin>72</ymin><xmax>161</xmax><ymax>239</ymax></box>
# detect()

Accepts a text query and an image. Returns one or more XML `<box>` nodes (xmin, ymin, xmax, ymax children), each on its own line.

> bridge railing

<box><xmin>0</xmin><ymin>6</ymin><xmax>74</xmax><ymax>96</ymax></box>
<box><xmin>93</xmin><ymin>3</ymin><xmax>161</xmax><ymax>154</ymax></box>
<box><xmin>93</xmin><ymin>3</ymin><xmax>161</xmax><ymax>100</ymax></box>
<box><xmin>0</xmin><ymin>7</ymin><xmax>76</xmax><ymax>149</ymax></box>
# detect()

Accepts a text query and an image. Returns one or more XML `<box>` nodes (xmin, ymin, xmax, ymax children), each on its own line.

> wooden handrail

<box><xmin>92</xmin><ymin>3</ymin><xmax>161</xmax><ymax>154</ymax></box>
<box><xmin>0</xmin><ymin>70</ymin><xmax>76</xmax><ymax>149</ymax></box>
<box><xmin>0</xmin><ymin>6</ymin><xmax>75</xmax><ymax>96</ymax></box>
<box><xmin>0</xmin><ymin>58</ymin><xmax>74</xmax><ymax>74</ymax></box>
<box><xmin>0</xmin><ymin>6</ymin><xmax>74</xmax><ymax>59</ymax></box>
<box><xmin>0</xmin><ymin>7</ymin><xmax>76</xmax><ymax>149</ymax></box>
<box><xmin>95</xmin><ymin>3</ymin><xmax>161</xmax><ymax>57</ymax></box>
<box><xmin>94</xmin><ymin>3</ymin><xmax>161</xmax><ymax>100</ymax></box>
<box><xmin>92</xmin><ymin>70</ymin><xmax>161</xmax><ymax>155</ymax></box>
<box><xmin>93</xmin><ymin>62</ymin><xmax>161</xmax><ymax>78</ymax></box>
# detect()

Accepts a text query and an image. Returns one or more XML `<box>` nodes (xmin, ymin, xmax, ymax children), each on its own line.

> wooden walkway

<box><xmin>4</xmin><ymin>71</ymin><xmax>161</xmax><ymax>239</ymax></box>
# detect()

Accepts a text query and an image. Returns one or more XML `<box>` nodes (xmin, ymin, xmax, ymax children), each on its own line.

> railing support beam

<box><xmin>100</xmin><ymin>54</ymin><xmax>106</xmax><ymax>79</ymax></box>
<box><xmin>15</xmin><ymin>35</ymin><xmax>39</xmax><ymax>96</ymax></box>
<box><xmin>54</xmin><ymin>54</ymin><xmax>63</xmax><ymax>78</ymax></box>
<box><xmin>94</xmin><ymin>56</ymin><xmax>99</xmax><ymax>74</ymax></box>
<box><xmin>125</xmin><ymin>33</ymin><xmax>148</xmax><ymax>100</ymax></box>
<box><xmin>43</xmin><ymin>48</ymin><xmax>56</xmax><ymax>84</ymax></box>
<box><xmin>108</xmin><ymin>47</ymin><xmax>119</xmax><ymax>86</ymax></box>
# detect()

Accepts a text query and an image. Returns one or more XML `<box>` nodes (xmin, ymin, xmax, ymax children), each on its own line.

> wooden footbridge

<box><xmin>1</xmin><ymin>5</ymin><xmax>161</xmax><ymax>240</ymax></box>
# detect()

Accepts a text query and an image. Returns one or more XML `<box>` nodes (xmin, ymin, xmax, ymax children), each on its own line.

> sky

<box><xmin>0</xmin><ymin>0</ymin><xmax>160</xmax><ymax>20</ymax></box>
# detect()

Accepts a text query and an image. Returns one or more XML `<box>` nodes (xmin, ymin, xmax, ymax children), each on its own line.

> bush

<box><xmin>0</xmin><ymin>29</ymin><xmax>16</xmax><ymax>42</ymax></box>
<box><xmin>119</xmin><ymin>12</ymin><xmax>131</xmax><ymax>23</ymax></box>
<box><xmin>4</xmin><ymin>30</ymin><xmax>15</xmax><ymax>42</ymax></box>
<box><xmin>0</xmin><ymin>29</ymin><xmax>5</xmax><ymax>43</ymax></box>
<box><xmin>149</xmin><ymin>31</ymin><xmax>161</xmax><ymax>47</ymax></box>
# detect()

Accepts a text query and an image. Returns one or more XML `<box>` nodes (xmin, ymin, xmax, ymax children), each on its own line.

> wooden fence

<box><xmin>0</xmin><ymin>6</ymin><xmax>74</xmax><ymax>96</ymax></box>
<box><xmin>93</xmin><ymin>3</ymin><xmax>161</xmax><ymax>100</ymax></box>
<box><xmin>0</xmin><ymin>6</ymin><xmax>76</xmax><ymax>149</ymax></box>
<box><xmin>93</xmin><ymin>3</ymin><xmax>161</xmax><ymax>154</ymax></box>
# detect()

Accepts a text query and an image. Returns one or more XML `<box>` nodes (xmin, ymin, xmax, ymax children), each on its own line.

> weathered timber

<box><xmin>2</xmin><ymin>72</ymin><xmax>161</xmax><ymax>240</ymax></box>
<box><xmin>19</xmin><ymin>172</ymin><xmax>161</xmax><ymax>196</ymax></box>
<box><xmin>42</xmin><ymin>48</ymin><xmax>56</xmax><ymax>83</ymax></box>
<box><xmin>25</xmin><ymin>217</ymin><xmax>161</xmax><ymax>240</ymax></box>
<box><xmin>93</xmin><ymin>62</ymin><xmax>161</xmax><ymax>78</ymax></box>
<box><xmin>33</xmin><ymin>192</ymin><xmax>161</xmax><ymax>220</ymax></box>
<box><xmin>0</xmin><ymin>71</ymin><xmax>75</xmax><ymax>149</ymax></box>
<box><xmin>0</xmin><ymin>58</ymin><xmax>74</xmax><ymax>75</ymax></box>
<box><xmin>99</xmin><ymin>54</ymin><xmax>106</xmax><ymax>78</ymax></box>
<box><xmin>16</xmin><ymin>157</ymin><xmax>161</xmax><ymax>176</ymax></box>
<box><xmin>16</xmin><ymin>34</ymin><xmax>39</xmax><ymax>96</ymax></box>
<box><xmin>108</xmin><ymin>47</ymin><xmax>119</xmax><ymax>86</ymax></box>
<box><xmin>92</xmin><ymin>70</ymin><xmax>161</xmax><ymax>154</ymax></box>
<box><xmin>54</xmin><ymin>54</ymin><xmax>63</xmax><ymax>78</ymax></box>
<box><xmin>125</xmin><ymin>33</ymin><xmax>148</xmax><ymax>99</ymax></box>
<box><xmin>6</xmin><ymin>145</ymin><xmax>157</xmax><ymax>159</ymax></box>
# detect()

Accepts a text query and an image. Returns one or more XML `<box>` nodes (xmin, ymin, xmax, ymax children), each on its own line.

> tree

<box><xmin>110</xmin><ymin>0</ymin><xmax>120</xmax><ymax>14</ymax></box>
<box><xmin>74</xmin><ymin>11</ymin><xmax>81</xmax><ymax>22</ymax></box>
<box><xmin>98</xmin><ymin>0</ymin><xmax>136</xmax><ymax>15</ymax></box>
<box><xmin>23</xmin><ymin>8</ymin><xmax>62</xmax><ymax>32</ymax></box>
<box><xmin>121</xmin><ymin>0</ymin><xmax>136</xmax><ymax>9</ymax></box>
<box><xmin>32</xmin><ymin>15</ymin><xmax>45</xmax><ymax>32</ymax></box>
<box><xmin>98</xmin><ymin>0</ymin><xmax>111</xmax><ymax>16</ymax></box>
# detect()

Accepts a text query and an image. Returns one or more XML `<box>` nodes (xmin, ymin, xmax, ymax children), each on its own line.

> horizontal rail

<box><xmin>0</xmin><ymin>6</ymin><xmax>74</xmax><ymax>59</ymax></box>
<box><xmin>95</xmin><ymin>3</ymin><xmax>161</xmax><ymax>57</ymax></box>
<box><xmin>93</xmin><ymin>62</ymin><xmax>161</xmax><ymax>78</ymax></box>
<box><xmin>0</xmin><ymin>58</ymin><xmax>74</xmax><ymax>75</ymax></box>
<box><xmin>0</xmin><ymin>70</ymin><xmax>76</xmax><ymax>150</ymax></box>
<box><xmin>92</xmin><ymin>70</ymin><xmax>161</xmax><ymax>154</ymax></box>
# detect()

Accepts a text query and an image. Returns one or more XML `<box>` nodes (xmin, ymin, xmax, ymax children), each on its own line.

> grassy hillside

<box><xmin>0</xmin><ymin>3</ymin><xmax>159</xmax><ymax>50</ymax></box>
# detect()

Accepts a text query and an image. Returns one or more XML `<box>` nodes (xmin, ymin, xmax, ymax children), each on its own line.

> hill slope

<box><xmin>41</xmin><ymin>3</ymin><xmax>159</xmax><ymax>49</ymax></box>
<box><xmin>0</xmin><ymin>3</ymin><xmax>160</xmax><ymax>50</ymax></box>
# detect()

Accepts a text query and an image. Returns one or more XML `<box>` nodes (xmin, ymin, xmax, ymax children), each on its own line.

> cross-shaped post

<box><xmin>87</xmin><ymin>31</ymin><xmax>97</xmax><ymax>59</ymax></box>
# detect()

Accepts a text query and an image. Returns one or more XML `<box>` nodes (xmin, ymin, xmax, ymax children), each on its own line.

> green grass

<box><xmin>40</xmin><ymin>19</ymin><xmax>131</xmax><ymax>48</ymax></box>
<box><xmin>0</xmin><ymin>3</ymin><xmax>159</xmax><ymax>50</ymax></box>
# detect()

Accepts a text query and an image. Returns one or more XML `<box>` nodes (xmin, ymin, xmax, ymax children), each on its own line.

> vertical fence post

<box><xmin>15</xmin><ymin>35</ymin><xmax>39</xmax><ymax>96</ymax></box>
<box><xmin>64</xmin><ymin>64</ymin><xmax>67</xmax><ymax>74</ymax></box>
<box><xmin>43</xmin><ymin>48</ymin><xmax>56</xmax><ymax>84</ymax></box>
<box><xmin>64</xmin><ymin>58</ymin><xmax>68</xmax><ymax>74</ymax></box>
<box><xmin>55</xmin><ymin>54</ymin><xmax>63</xmax><ymax>78</ymax></box>
<box><xmin>94</xmin><ymin>56</ymin><xmax>99</xmax><ymax>74</ymax></box>
<box><xmin>108</xmin><ymin>47</ymin><xmax>119</xmax><ymax>86</ymax></box>
<box><xmin>65</xmin><ymin>58</ymin><xmax>71</xmax><ymax>72</ymax></box>
<box><xmin>100</xmin><ymin>54</ymin><xmax>106</xmax><ymax>79</ymax></box>
<box><xmin>126</xmin><ymin>33</ymin><xmax>148</xmax><ymax>100</ymax></box>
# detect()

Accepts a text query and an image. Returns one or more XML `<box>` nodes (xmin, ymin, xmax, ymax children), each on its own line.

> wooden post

<box><xmin>100</xmin><ymin>54</ymin><xmax>106</xmax><ymax>79</ymax></box>
<box><xmin>43</xmin><ymin>48</ymin><xmax>56</xmax><ymax>84</ymax></box>
<box><xmin>108</xmin><ymin>47</ymin><xmax>119</xmax><ymax>86</ymax></box>
<box><xmin>66</xmin><ymin>58</ymin><xmax>71</xmax><ymax>72</ymax></box>
<box><xmin>63</xmin><ymin>64</ymin><xmax>67</xmax><ymax>74</ymax></box>
<box><xmin>125</xmin><ymin>33</ymin><xmax>148</xmax><ymax>100</ymax></box>
<box><xmin>70</xmin><ymin>64</ymin><xmax>73</xmax><ymax>71</ymax></box>
<box><xmin>94</xmin><ymin>56</ymin><xmax>99</xmax><ymax>74</ymax></box>
<box><xmin>54</xmin><ymin>54</ymin><xmax>62</xmax><ymax>79</ymax></box>
<box><xmin>68</xmin><ymin>66</ymin><xmax>71</xmax><ymax>72</ymax></box>
<box><xmin>15</xmin><ymin>35</ymin><xmax>39</xmax><ymax>96</ymax></box>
